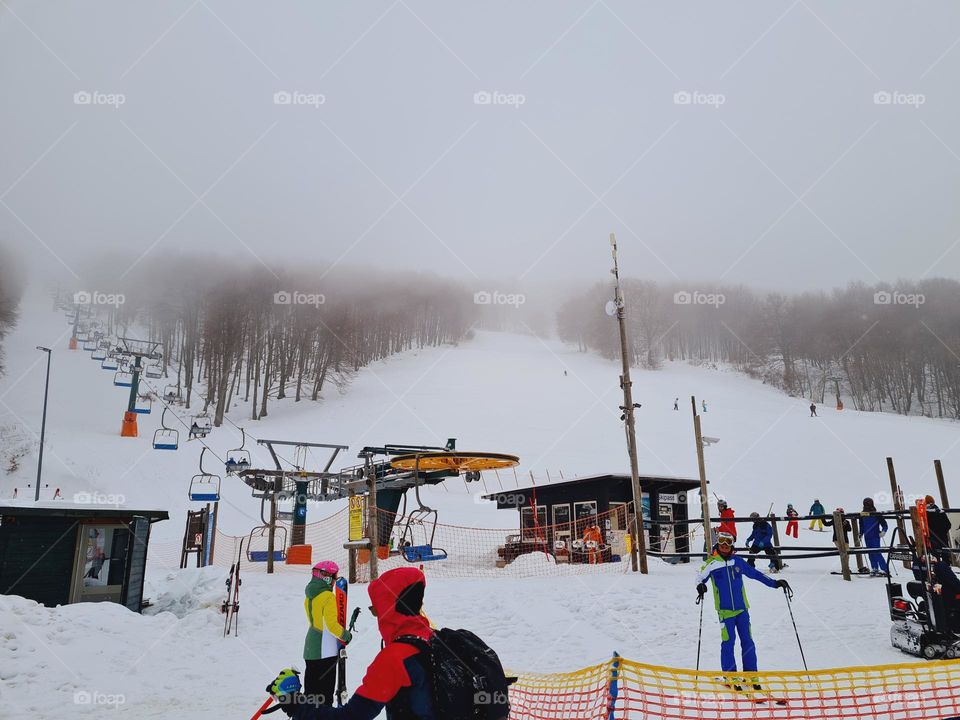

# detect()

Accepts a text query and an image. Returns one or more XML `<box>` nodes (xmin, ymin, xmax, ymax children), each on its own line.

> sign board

<box><xmin>659</xmin><ymin>493</ymin><xmax>679</xmax><ymax>505</ymax></box>
<box><xmin>348</xmin><ymin>495</ymin><xmax>366</xmax><ymax>542</ymax></box>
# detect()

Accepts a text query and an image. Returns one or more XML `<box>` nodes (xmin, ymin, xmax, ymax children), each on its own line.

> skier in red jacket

<box><xmin>717</xmin><ymin>500</ymin><xmax>737</xmax><ymax>540</ymax></box>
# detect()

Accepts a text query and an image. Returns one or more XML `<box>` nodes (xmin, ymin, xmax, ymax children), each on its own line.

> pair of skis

<box><xmin>222</xmin><ymin>538</ymin><xmax>245</xmax><ymax>637</ymax></box>
<box><xmin>334</xmin><ymin>576</ymin><xmax>362</xmax><ymax>707</ymax></box>
<box><xmin>715</xmin><ymin>679</ymin><xmax>788</xmax><ymax>706</ymax></box>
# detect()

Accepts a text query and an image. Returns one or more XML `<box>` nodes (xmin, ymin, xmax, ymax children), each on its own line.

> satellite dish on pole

<box><xmin>605</xmin><ymin>300</ymin><xmax>618</xmax><ymax>317</ymax></box>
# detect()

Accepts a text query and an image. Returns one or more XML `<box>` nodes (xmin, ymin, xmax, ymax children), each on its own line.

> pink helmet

<box><xmin>312</xmin><ymin>560</ymin><xmax>339</xmax><ymax>578</ymax></box>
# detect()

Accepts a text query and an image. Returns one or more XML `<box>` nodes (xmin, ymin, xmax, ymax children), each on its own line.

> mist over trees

<box><xmin>558</xmin><ymin>278</ymin><xmax>960</xmax><ymax>418</ymax></box>
<box><xmin>0</xmin><ymin>246</ymin><xmax>25</xmax><ymax>377</ymax></box>
<box><xmin>78</xmin><ymin>257</ymin><xmax>473</xmax><ymax>426</ymax></box>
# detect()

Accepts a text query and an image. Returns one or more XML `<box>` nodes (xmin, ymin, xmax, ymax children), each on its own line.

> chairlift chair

<box><xmin>133</xmin><ymin>393</ymin><xmax>152</xmax><ymax>414</ymax></box>
<box><xmin>189</xmin><ymin>413</ymin><xmax>212</xmax><ymax>440</ymax></box>
<box><xmin>398</xmin><ymin>468</ymin><xmax>447</xmax><ymax>562</ymax></box>
<box><xmin>163</xmin><ymin>384</ymin><xmax>182</xmax><ymax>405</ymax></box>
<box><xmin>91</xmin><ymin>347</ymin><xmax>107</xmax><ymax>361</ymax></box>
<box><xmin>225</xmin><ymin>428</ymin><xmax>252</xmax><ymax>474</ymax></box>
<box><xmin>145</xmin><ymin>364</ymin><xmax>163</xmax><ymax>379</ymax></box>
<box><xmin>101</xmin><ymin>354</ymin><xmax>119</xmax><ymax>371</ymax></box>
<box><xmin>153</xmin><ymin>407</ymin><xmax>179</xmax><ymax>451</ymax></box>
<box><xmin>188</xmin><ymin>447</ymin><xmax>222</xmax><ymax>502</ymax></box>
<box><xmin>83</xmin><ymin>338</ymin><xmax>97</xmax><ymax>351</ymax></box>
<box><xmin>246</xmin><ymin>524</ymin><xmax>288</xmax><ymax>563</ymax></box>
<box><xmin>113</xmin><ymin>370</ymin><xmax>133</xmax><ymax>387</ymax></box>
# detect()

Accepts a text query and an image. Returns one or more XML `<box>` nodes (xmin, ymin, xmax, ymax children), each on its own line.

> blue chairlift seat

<box><xmin>153</xmin><ymin>428</ymin><xmax>179</xmax><ymax>450</ymax></box>
<box><xmin>114</xmin><ymin>371</ymin><xmax>133</xmax><ymax>387</ymax></box>
<box><xmin>401</xmin><ymin>544</ymin><xmax>448</xmax><ymax>562</ymax></box>
<box><xmin>246</xmin><ymin>525</ymin><xmax>287</xmax><ymax>562</ymax></box>
<box><xmin>102</xmin><ymin>357</ymin><xmax>119</xmax><ymax>371</ymax></box>
<box><xmin>133</xmin><ymin>395</ymin><xmax>152</xmax><ymax>414</ymax></box>
<box><xmin>189</xmin><ymin>474</ymin><xmax>221</xmax><ymax>502</ymax></box>
<box><xmin>145</xmin><ymin>364</ymin><xmax>163</xmax><ymax>379</ymax></box>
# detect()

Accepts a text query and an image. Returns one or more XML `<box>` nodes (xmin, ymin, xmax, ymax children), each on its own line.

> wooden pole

<box><xmin>935</xmin><ymin>459</ymin><xmax>950</xmax><ymax>509</ymax></box>
<box><xmin>851</xmin><ymin>515</ymin><xmax>866</xmax><ymax>574</ymax></box>
<box><xmin>834</xmin><ymin>510</ymin><xmax>851</xmax><ymax>581</ymax></box>
<box><xmin>692</xmin><ymin>397</ymin><xmax>712</xmax><ymax>559</ymax></box>
<box><xmin>610</xmin><ymin>233</ymin><xmax>648</xmax><ymax>574</ymax></box>
<box><xmin>366</xmin><ymin>454</ymin><xmax>379</xmax><ymax>581</ymax></box>
<box><xmin>887</xmin><ymin>457</ymin><xmax>910</xmax><ymax>569</ymax></box>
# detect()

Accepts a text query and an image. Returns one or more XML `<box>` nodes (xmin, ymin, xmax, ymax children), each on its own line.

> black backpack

<box><xmin>397</xmin><ymin>628</ymin><xmax>513</xmax><ymax>720</ymax></box>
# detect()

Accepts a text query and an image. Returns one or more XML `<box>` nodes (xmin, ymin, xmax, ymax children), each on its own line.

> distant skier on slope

<box><xmin>583</xmin><ymin>518</ymin><xmax>603</xmax><ymax>564</ymax></box>
<box><xmin>808</xmin><ymin>499</ymin><xmax>826</xmax><ymax>532</ymax></box>
<box><xmin>745</xmin><ymin>513</ymin><xmax>780</xmax><ymax>572</ymax></box>
<box><xmin>696</xmin><ymin>532</ymin><xmax>791</xmax><ymax>682</ymax></box>
<box><xmin>303</xmin><ymin>561</ymin><xmax>352</xmax><ymax>705</ymax></box>
<box><xmin>674</xmin><ymin>398</ymin><xmax>679</xmax><ymax>411</ymax></box>
<box><xmin>809</xmin><ymin>403</ymin><xmax>817</xmax><ymax>417</ymax></box>
<box><xmin>857</xmin><ymin>498</ymin><xmax>888</xmax><ymax>576</ymax></box>
<box><xmin>702</xmin><ymin>400</ymin><xmax>708</xmax><ymax>413</ymax></box>
<box><xmin>784</xmin><ymin>504</ymin><xmax>799</xmax><ymax>539</ymax></box>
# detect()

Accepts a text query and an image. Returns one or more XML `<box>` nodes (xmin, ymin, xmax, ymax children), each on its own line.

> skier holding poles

<box><xmin>696</xmin><ymin>531</ymin><xmax>792</xmax><ymax>688</ymax></box>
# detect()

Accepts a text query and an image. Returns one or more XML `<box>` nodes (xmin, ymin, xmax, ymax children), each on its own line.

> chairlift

<box><xmin>276</xmin><ymin>493</ymin><xmax>295</xmax><ymax>522</ymax></box>
<box><xmin>153</xmin><ymin>407</ymin><xmax>179</xmax><ymax>451</ymax></box>
<box><xmin>225</xmin><ymin>428</ymin><xmax>252</xmax><ymax>474</ymax></box>
<box><xmin>76</xmin><ymin>329</ymin><xmax>89</xmax><ymax>342</ymax></box>
<box><xmin>246</xmin><ymin>524</ymin><xmax>287</xmax><ymax>563</ymax></box>
<box><xmin>91</xmin><ymin>347</ymin><xmax>107</xmax><ymax>361</ymax></box>
<box><xmin>398</xmin><ymin>461</ymin><xmax>447</xmax><ymax>562</ymax></box>
<box><xmin>101</xmin><ymin>354</ymin><xmax>119</xmax><ymax>371</ymax></box>
<box><xmin>145</xmin><ymin>363</ymin><xmax>163</xmax><ymax>379</ymax></box>
<box><xmin>133</xmin><ymin>393</ymin><xmax>153</xmax><ymax>415</ymax></box>
<box><xmin>163</xmin><ymin>384</ymin><xmax>182</xmax><ymax>405</ymax></box>
<box><xmin>188</xmin><ymin>447</ymin><xmax>222</xmax><ymax>502</ymax></box>
<box><xmin>83</xmin><ymin>338</ymin><xmax>97</xmax><ymax>352</ymax></box>
<box><xmin>189</xmin><ymin>412</ymin><xmax>212</xmax><ymax>440</ymax></box>
<box><xmin>113</xmin><ymin>370</ymin><xmax>133</xmax><ymax>387</ymax></box>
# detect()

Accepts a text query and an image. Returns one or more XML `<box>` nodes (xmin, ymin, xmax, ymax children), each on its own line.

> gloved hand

<box><xmin>696</xmin><ymin>582</ymin><xmax>707</xmax><ymax>602</ymax></box>
<box><xmin>341</xmin><ymin>629</ymin><xmax>353</xmax><ymax>644</ymax></box>
<box><xmin>776</xmin><ymin>579</ymin><xmax>793</xmax><ymax>596</ymax></box>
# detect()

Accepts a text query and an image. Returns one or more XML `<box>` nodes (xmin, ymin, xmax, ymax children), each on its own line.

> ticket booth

<box><xmin>0</xmin><ymin>503</ymin><xmax>168</xmax><ymax>612</ymax></box>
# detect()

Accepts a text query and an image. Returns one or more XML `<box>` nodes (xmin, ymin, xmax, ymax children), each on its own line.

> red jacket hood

<box><xmin>368</xmin><ymin>567</ymin><xmax>432</xmax><ymax>643</ymax></box>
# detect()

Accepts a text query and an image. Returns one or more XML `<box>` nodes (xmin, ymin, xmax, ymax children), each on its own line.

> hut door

<box><xmin>70</xmin><ymin>524</ymin><xmax>128</xmax><ymax>604</ymax></box>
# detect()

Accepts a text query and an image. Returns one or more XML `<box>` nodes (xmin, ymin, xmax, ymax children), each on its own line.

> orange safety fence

<box><xmin>149</xmin><ymin>505</ymin><xmax>703</xmax><ymax>578</ymax></box>
<box><xmin>508</xmin><ymin>655</ymin><xmax>960</xmax><ymax>719</ymax></box>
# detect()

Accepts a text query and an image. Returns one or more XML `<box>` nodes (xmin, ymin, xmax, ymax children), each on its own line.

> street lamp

<box><xmin>35</xmin><ymin>346</ymin><xmax>51</xmax><ymax>502</ymax></box>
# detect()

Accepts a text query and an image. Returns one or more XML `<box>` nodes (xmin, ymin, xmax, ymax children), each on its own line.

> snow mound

<box><xmin>143</xmin><ymin>566</ymin><xmax>227</xmax><ymax>618</ymax></box>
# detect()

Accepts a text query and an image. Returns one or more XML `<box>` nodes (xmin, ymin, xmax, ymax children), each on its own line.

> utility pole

<box><xmin>691</xmin><ymin>396</ymin><xmax>712</xmax><ymax>558</ymax></box>
<box><xmin>609</xmin><ymin>233</ymin><xmax>648</xmax><ymax>574</ymax></box>
<box><xmin>35</xmin><ymin>347</ymin><xmax>52</xmax><ymax>502</ymax></box>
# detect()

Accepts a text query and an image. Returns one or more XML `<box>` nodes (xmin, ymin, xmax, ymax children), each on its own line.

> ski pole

<box><xmin>249</xmin><ymin>697</ymin><xmax>273</xmax><ymax>720</ymax></box>
<box><xmin>783</xmin><ymin>588</ymin><xmax>808</xmax><ymax>671</ymax></box>
<box><xmin>695</xmin><ymin>592</ymin><xmax>705</xmax><ymax>672</ymax></box>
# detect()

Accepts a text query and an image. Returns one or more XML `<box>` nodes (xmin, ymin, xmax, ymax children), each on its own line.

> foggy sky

<box><xmin>2</xmin><ymin>1</ymin><xmax>960</xmax><ymax>293</ymax></box>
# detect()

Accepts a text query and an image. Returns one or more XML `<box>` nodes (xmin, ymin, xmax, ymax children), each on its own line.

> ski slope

<box><xmin>2</xmin><ymin>287</ymin><xmax>957</xmax><ymax>719</ymax></box>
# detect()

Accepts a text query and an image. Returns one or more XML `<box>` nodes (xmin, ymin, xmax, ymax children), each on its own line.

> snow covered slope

<box><xmin>1</xmin><ymin>287</ymin><xmax>955</xmax><ymax>719</ymax></box>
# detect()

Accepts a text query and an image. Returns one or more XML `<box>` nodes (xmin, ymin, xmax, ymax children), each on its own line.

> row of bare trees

<box><xmin>94</xmin><ymin>257</ymin><xmax>473</xmax><ymax>426</ymax></box>
<box><xmin>558</xmin><ymin>278</ymin><xmax>960</xmax><ymax>418</ymax></box>
<box><xmin>0</xmin><ymin>247</ymin><xmax>24</xmax><ymax>377</ymax></box>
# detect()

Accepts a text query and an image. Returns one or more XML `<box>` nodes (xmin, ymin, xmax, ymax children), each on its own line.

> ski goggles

<box><xmin>717</xmin><ymin>536</ymin><xmax>735</xmax><ymax>547</ymax></box>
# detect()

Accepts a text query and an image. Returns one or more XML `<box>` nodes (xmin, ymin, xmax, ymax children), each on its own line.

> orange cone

<box><xmin>68</xmin><ymin>337</ymin><xmax>78</xmax><ymax>350</ymax></box>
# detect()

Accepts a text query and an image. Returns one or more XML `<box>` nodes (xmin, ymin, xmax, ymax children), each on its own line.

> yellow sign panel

<box><xmin>348</xmin><ymin>495</ymin><xmax>366</xmax><ymax>541</ymax></box>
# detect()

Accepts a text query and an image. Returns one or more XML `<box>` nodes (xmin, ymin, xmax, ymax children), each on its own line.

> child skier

<box><xmin>857</xmin><ymin>498</ymin><xmax>888</xmax><ymax>575</ymax></box>
<box><xmin>697</xmin><ymin>532</ymin><xmax>791</xmax><ymax>682</ymax></box>
<box><xmin>785</xmin><ymin>504</ymin><xmax>799</xmax><ymax>539</ymax></box>
<box><xmin>808</xmin><ymin>499</ymin><xmax>826</xmax><ymax>531</ymax></box>
<box><xmin>745</xmin><ymin>512</ymin><xmax>780</xmax><ymax>572</ymax></box>
<box><xmin>717</xmin><ymin>500</ymin><xmax>737</xmax><ymax>540</ymax></box>
<box><xmin>303</xmin><ymin>561</ymin><xmax>352</xmax><ymax>706</ymax></box>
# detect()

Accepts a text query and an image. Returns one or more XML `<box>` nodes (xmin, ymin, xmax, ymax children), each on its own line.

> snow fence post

<box><xmin>606</xmin><ymin>652</ymin><xmax>621</xmax><ymax>720</ymax></box>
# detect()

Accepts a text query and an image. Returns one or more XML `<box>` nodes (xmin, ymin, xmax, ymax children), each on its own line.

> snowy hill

<box><xmin>2</xmin><ymin>286</ymin><xmax>956</xmax><ymax>718</ymax></box>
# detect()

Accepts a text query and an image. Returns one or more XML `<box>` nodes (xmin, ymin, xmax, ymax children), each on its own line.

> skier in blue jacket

<box><xmin>857</xmin><ymin>497</ymin><xmax>888</xmax><ymax>575</ymax></box>
<box><xmin>697</xmin><ymin>532</ymin><xmax>791</xmax><ymax>682</ymax></box>
<box><xmin>745</xmin><ymin>512</ymin><xmax>781</xmax><ymax>572</ymax></box>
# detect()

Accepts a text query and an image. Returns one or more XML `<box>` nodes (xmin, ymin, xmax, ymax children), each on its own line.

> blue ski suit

<box><xmin>858</xmin><ymin>513</ymin><xmax>888</xmax><ymax>572</ymax></box>
<box><xmin>697</xmin><ymin>551</ymin><xmax>778</xmax><ymax>673</ymax></box>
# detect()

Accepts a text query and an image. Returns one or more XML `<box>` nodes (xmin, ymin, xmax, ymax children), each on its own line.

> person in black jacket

<box><xmin>823</xmin><ymin>508</ymin><xmax>852</xmax><ymax>545</ymax></box>
<box><xmin>925</xmin><ymin>495</ymin><xmax>953</xmax><ymax>556</ymax></box>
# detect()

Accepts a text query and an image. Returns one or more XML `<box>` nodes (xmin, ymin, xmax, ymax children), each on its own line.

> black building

<box><xmin>483</xmin><ymin>473</ymin><xmax>699</xmax><ymax>565</ymax></box>
<box><xmin>0</xmin><ymin>503</ymin><xmax>168</xmax><ymax>612</ymax></box>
